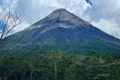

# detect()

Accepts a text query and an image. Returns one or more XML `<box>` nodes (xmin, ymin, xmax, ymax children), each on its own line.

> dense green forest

<box><xmin>0</xmin><ymin>52</ymin><xmax>120</xmax><ymax>80</ymax></box>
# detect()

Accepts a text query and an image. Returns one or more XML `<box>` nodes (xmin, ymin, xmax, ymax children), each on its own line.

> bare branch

<box><xmin>0</xmin><ymin>8</ymin><xmax>23</xmax><ymax>39</ymax></box>
<box><xmin>6</xmin><ymin>13</ymin><xmax>22</xmax><ymax>35</ymax></box>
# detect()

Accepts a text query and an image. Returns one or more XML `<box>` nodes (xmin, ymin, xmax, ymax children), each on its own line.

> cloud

<box><xmin>84</xmin><ymin>0</ymin><xmax>120</xmax><ymax>39</ymax></box>
<box><xmin>86</xmin><ymin>0</ymin><xmax>120</xmax><ymax>20</ymax></box>
<box><xmin>8</xmin><ymin>21</ymin><xmax>30</xmax><ymax>36</ymax></box>
<box><xmin>0</xmin><ymin>6</ymin><xmax>2</xmax><ymax>12</ymax></box>
<box><xmin>0</xmin><ymin>0</ymin><xmax>18</xmax><ymax>12</ymax></box>
<box><xmin>92</xmin><ymin>19</ymin><xmax>120</xmax><ymax>39</ymax></box>
<box><xmin>9</xmin><ymin>0</ymin><xmax>18</xmax><ymax>11</ymax></box>
<box><xmin>17</xmin><ymin>0</ymin><xmax>90</xmax><ymax>23</ymax></box>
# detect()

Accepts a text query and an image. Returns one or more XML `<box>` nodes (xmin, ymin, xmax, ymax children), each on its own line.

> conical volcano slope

<box><xmin>0</xmin><ymin>9</ymin><xmax>120</xmax><ymax>55</ymax></box>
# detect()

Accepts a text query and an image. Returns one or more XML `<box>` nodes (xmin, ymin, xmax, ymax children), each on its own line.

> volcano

<box><xmin>0</xmin><ymin>9</ymin><xmax>120</xmax><ymax>55</ymax></box>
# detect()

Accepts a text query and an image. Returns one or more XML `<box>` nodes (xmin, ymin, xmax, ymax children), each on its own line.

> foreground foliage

<box><xmin>0</xmin><ymin>53</ymin><xmax>120</xmax><ymax>80</ymax></box>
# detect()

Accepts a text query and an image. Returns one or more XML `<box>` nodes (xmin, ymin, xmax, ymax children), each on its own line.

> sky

<box><xmin>0</xmin><ymin>0</ymin><xmax>120</xmax><ymax>39</ymax></box>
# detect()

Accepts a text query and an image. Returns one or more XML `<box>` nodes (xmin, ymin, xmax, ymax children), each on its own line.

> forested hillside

<box><xmin>0</xmin><ymin>53</ymin><xmax>120</xmax><ymax>80</ymax></box>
